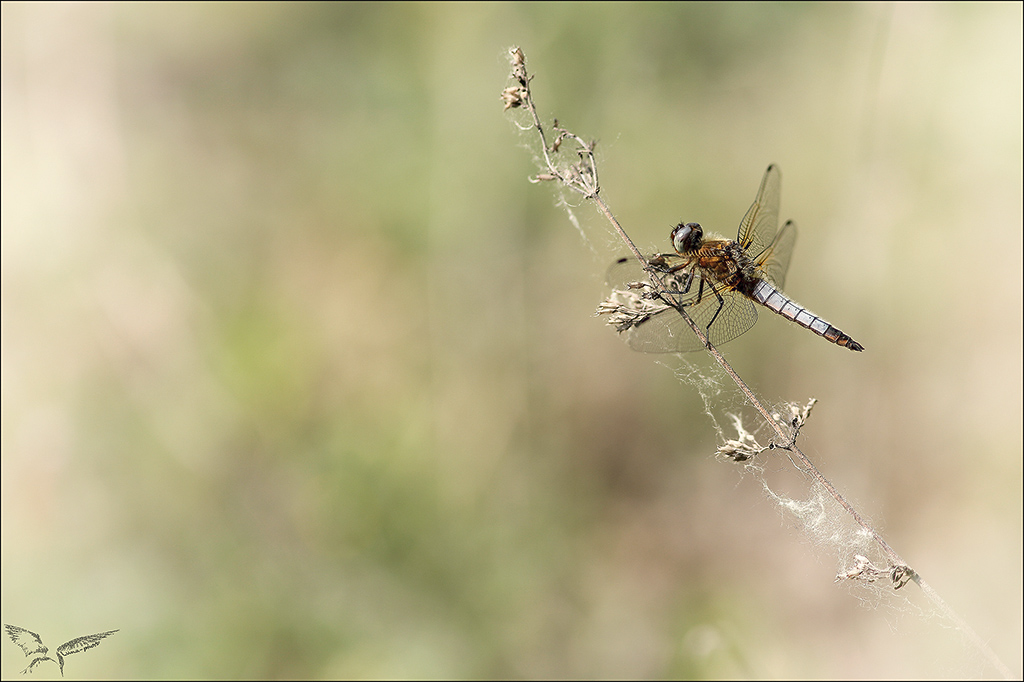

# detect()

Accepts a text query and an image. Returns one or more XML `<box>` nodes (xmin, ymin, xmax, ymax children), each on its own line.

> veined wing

<box><xmin>602</xmin><ymin>256</ymin><xmax>758</xmax><ymax>353</ymax></box>
<box><xmin>736</xmin><ymin>165</ymin><xmax>781</xmax><ymax>259</ymax></box>
<box><xmin>755</xmin><ymin>219</ymin><xmax>797</xmax><ymax>288</ymax></box>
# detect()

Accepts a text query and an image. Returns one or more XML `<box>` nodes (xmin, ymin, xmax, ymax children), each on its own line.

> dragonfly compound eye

<box><xmin>672</xmin><ymin>222</ymin><xmax>703</xmax><ymax>253</ymax></box>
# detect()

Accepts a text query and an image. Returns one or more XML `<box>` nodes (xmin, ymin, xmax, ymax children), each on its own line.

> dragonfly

<box><xmin>597</xmin><ymin>165</ymin><xmax>864</xmax><ymax>353</ymax></box>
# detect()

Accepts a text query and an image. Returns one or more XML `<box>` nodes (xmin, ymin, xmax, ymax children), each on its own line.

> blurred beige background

<box><xmin>2</xmin><ymin>2</ymin><xmax>1020</xmax><ymax>678</ymax></box>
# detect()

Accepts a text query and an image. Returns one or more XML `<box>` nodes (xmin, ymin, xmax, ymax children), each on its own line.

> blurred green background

<box><xmin>2</xmin><ymin>2</ymin><xmax>1021</xmax><ymax>678</ymax></box>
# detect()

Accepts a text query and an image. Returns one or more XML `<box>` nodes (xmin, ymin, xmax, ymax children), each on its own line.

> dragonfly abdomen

<box><xmin>751</xmin><ymin>280</ymin><xmax>864</xmax><ymax>351</ymax></box>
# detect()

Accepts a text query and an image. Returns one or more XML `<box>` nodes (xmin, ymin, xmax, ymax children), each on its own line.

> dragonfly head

<box><xmin>671</xmin><ymin>222</ymin><xmax>703</xmax><ymax>254</ymax></box>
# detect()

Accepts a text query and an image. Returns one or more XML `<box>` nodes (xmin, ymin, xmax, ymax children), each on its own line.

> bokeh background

<box><xmin>2</xmin><ymin>2</ymin><xmax>1021</xmax><ymax>678</ymax></box>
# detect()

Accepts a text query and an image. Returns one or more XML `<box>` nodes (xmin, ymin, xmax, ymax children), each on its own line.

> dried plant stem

<box><xmin>503</xmin><ymin>46</ymin><xmax>1013</xmax><ymax>679</ymax></box>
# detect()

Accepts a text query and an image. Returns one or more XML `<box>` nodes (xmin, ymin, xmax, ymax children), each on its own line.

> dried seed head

<box><xmin>501</xmin><ymin>86</ymin><xmax>525</xmax><ymax>110</ymax></box>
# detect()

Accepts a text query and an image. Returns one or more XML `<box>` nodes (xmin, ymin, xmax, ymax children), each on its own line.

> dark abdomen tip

<box><xmin>844</xmin><ymin>338</ymin><xmax>865</xmax><ymax>352</ymax></box>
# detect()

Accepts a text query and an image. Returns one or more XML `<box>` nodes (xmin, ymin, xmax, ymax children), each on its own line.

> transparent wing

<box><xmin>756</xmin><ymin>219</ymin><xmax>797</xmax><ymax>288</ymax></box>
<box><xmin>736</xmin><ymin>165</ymin><xmax>781</xmax><ymax>258</ymax></box>
<box><xmin>601</xmin><ymin>257</ymin><xmax>758</xmax><ymax>353</ymax></box>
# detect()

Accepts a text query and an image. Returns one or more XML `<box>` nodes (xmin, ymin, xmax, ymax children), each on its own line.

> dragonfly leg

<box><xmin>703</xmin><ymin>282</ymin><xmax>727</xmax><ymax>332</ymax></box>
<box><xmin>656</xmin><ymin>263</ymin><xmax>696</xmax><ymax>310</ymax></box>
<box><xmin>681</xmin><ymin>269</ymin><xmax>695</xmax><ymax>294</ymax></box>
<box><xmin>664</xmin><ymin>262</ymin><xmax>695</xmax><ymax>294</ymax></box>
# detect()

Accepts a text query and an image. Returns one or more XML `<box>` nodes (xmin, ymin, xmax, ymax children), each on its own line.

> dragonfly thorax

<box><xmin>671</xmin><ymin>222</ymin><xmax>703</xmax><ymax>254</ymax></box>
